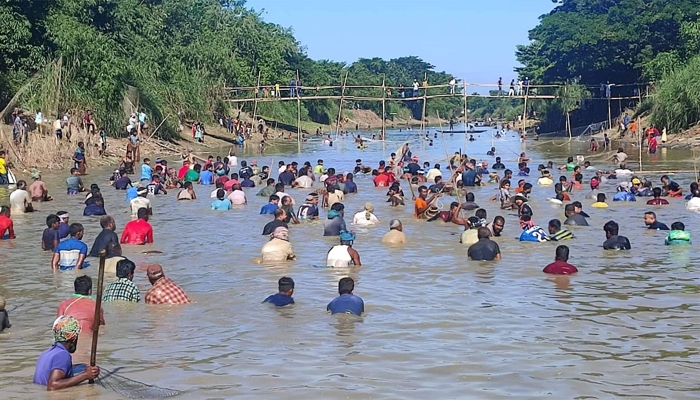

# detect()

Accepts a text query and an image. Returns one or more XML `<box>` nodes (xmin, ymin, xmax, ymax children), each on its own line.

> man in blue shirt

<box><xmin>297</xmin><ymin>193</ymin><xmax>320</xmax><ymax>220</ymax></box>
<box><xmin>52</xmin><ymin>223</ymin><xmax>89</xmax><ymax>271</ymax></box>
<box><xmin>263</xmin><ymin>276</ymin><xmax>295</xmax><ymax>307</ymax></box>
<box><xmin>211</xmin><ymin>189</ymin><xmax>232</xmax><ymax>210</ymax></box>
<box><xmin>57</xmin><ymin>212</ymin><xmax>70</xmax><ymax>239</ymax></box>
<box><xmin>327</xmin><ymin>277</ymin><xmax>364</xmax><ymax>316</ymax></box>
<box><xmin>140</xmin><ymin>158</ymin><xmax>152</xmax><ymax>184</ymax></box>
<box><xmin>199</xmin><ymin>164</ymin><xmax>214</xmax><ymax>185</ymax></box>
<box><xmin>34</xmin><ymin>315</ymin><xmax>99</xmax><ymax>390</ymax></box>
<box><xmin>260</xmin><ymin>195</ymin><xmax>280</xmax><ymax>214</ymax></box>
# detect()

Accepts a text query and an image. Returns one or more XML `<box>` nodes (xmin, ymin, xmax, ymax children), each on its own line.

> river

<box><xmin>1</xmin><ymin>126</ymin><xmax>699</xmax><ymax>399</ymax></box>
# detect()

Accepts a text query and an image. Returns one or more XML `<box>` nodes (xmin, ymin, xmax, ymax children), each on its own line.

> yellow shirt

<box><xmin>0</xmin><ymin>157</ymin><xmax>6</xmax><ymax>174</ymax></box>
<box><xmin>591</xmin><ymin>202</ymin><xmax>608</xmax><ymax>208</ymax></box>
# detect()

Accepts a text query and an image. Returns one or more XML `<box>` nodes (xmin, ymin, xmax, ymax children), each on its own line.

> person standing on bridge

<box><xmin>449</xmin><ymin>78</ymin><xmax>456</xmax><ymax>95</ymax></box>
<box><xmin>289</xmin><ymin>79</ymin><xmax>296</xmax><ymax>98</ymax></box>
<box><xmin>509</xmin><ymin>80</ymin><xmax>515</xmax><ymax>96</ymax></box>
<box><xmin>412</xmin><ymin>79</ymin><xmax>419</xmax><ymax>97</ymax></box>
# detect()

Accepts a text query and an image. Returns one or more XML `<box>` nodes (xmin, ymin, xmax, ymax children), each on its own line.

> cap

<box><xmin>137</xmin><ymin>187</ymin><xmax>148</xmax><ymax>195</ymax></box>
<box><xmin>619</xmin><ymin>181</ymin><xmax>630</xmax><ymax>189</ymax></box>
<box><xmin>146</xmin><ymin>264</ymin><xmax>164</xmax><ymax>279</ymax></box>
<box><xmin>631</xmin><ymin>178</ymin><xmax>641</xmax><ymax>185</ymax></box>
<box><xmin>57</xmin><ymin>211</ymin><xmax>69</xmax><ymax>219</ymax></box>
<box><xmin>514</xmin><ymin>193</ymin><xmax>528</xmax><ymax>202</ymax></box>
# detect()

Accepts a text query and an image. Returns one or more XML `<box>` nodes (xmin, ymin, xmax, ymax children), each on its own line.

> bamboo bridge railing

<box><xmin>224</xmin><ymin>77</ymin><xmax>651</xmax><ymax>152</ymax></box>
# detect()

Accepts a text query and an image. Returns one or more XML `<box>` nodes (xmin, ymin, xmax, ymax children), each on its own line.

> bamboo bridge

<box><xmin>223</xmin><ymin>74</ymin><xmax>651</xmax><ymax>152</ymax></box>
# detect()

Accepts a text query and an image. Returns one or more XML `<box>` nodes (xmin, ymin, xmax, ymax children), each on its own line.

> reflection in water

<box><xmin>2</xmin><ymin>128</ymin><xmax>700</xmax><ymax>398</ymax></box>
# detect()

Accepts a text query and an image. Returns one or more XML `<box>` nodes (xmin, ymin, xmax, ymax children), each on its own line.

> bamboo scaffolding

<box><xmin>296</xmin><ymin>70</ymin><xmax>301</xmax><ymax>153</ymax></box>
<box><xmin>463</xmin><ymin>79</ymin><xmax>468</xmax><ymax>154</ymax></box>
<box><xmin>225</xmin><ymin>93</ymin><xmax>562</xmax><ymax>103</ymax></box>
<box><xmin>252</xmin><ymin>70</ymin><xmax>262</xmax><ymax>121</ymax></box>
<box><xmin>420</xmin><ymin>72</ymin><xmax>428</xmax><ymax>133</ymax></box>
<box><xmin>381</xmin><ymin>76</ymin><xmax>386</xmax><ymax>141</ymax></box>
<box><xmin>521</xmin><ymin>82</ymin><xmax>530</xmax><ymax>136</ymax></box>
<box><xmin>334</xmin><ymin>71</ymin><xmax>349</xmax><ymax>141</ymax></box>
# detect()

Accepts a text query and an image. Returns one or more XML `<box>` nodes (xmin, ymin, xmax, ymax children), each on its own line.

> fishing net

<box><xmin>97</xmin><ymin>368</ymin><xmax>181</xmax><ymax>399</ymax></box>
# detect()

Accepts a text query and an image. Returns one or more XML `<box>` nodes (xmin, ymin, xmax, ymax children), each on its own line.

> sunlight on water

<box><xmin>1</xmin><ymin>126</ymin><xmax>700</xmax><ymax>398</ymax></box>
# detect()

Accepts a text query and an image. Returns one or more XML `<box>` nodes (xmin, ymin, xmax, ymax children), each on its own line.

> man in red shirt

<box><xmin>543</xmin><ymin>245</ymin><xmax>578</xmax><ymax>275</ymax></box>
<box><xmin>177</xmin><ymin>160</ymin><xmax>190</xmax><ymax>180</ymax></box>
<box><xmin>120</xmin><ymin>208</ymin><xmax>154</xmax><ymax>245</ymax></box>
<box><xmin>223</xmin><ymin>173</ymin><xmax>239</xmax><ymax>191</ymax></box>
<box><xmin>373</xmin><ymin>170</ymin><xmax>389</xmax><ymax>187</ymax></box>
<box><xmin>57</xmin><ymin>276</ymin><xmax>105</xmax><ymax>334</ymax></box>
<box><xmin>0</xmin><ymin>206</ymin><xmax>15</xmax><ymax>239</ymax></box>
<box><xmin>144</xmin><ymin>264</ymin><xmax>191</xmax><ymax>305</ymax></box>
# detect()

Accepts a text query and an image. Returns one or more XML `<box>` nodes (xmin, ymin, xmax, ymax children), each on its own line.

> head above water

<box><xmin>389</xmin><ymin>219</ymin><xmax>403</xmax><ymax>231</ymax></box>
<box><xmin>338</xmin><ymin>277</ymin><xmax>355</xmax><ymax>295</ymax></box>
<box><xmin>555</xmin><ymin>245</ymin><xmax>570</xmax><ymax>261</ymax></box>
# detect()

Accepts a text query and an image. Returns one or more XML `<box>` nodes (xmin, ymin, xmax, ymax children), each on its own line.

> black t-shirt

<box><xmin>603</xmin><ymin>235</ymin><xmax>632</xmax><ymax>250</ymax></box>
<box><xmin>429</xmin><ymin>183</ymin><xmax>445</xmax><ymax>193</ymax></box>
<box><xmin>406</xmin><ymin>163</ymin><xmax>421</xmax><ymax>175</ymax></box>
<box><xmin>647</xmin><ymin>221</ymin><xmax>669</xmax><ymax>230</ymax></box>
<box><xmin>664</xmin><ymin>181</ymin><xmax>680</xmax><ymax>192</ymax></box>
<box><xmin>468</xmin><ymin>238</ymin><xmax>500</xmax><ymax>261</ymax></box>
<box><xmin>262</xmin><ymin>220</ymin><xmax>288</xmax><ymax>235</ymax></box>
<box><xmin>278</xmin><ymin>171</ymin><xmax>295</xmax><ymax>186</ymax></box>
<box><xmin>114</xmin><ymin>176</ymin><xmax>132</xmax><ymax>190</ymax></box>
<box><xmin>564</xmin><ymin>214</ymin><xmax>588</xmax><ymax>226</ymax></box>
<box><xmin>492</xmin><ymin>162</ymin><xmax>506</xmax><ymax>170</ymax></box>
<box><xmin>89</xmin><ymin>229</ymin><xmax>119</xmax><ymax>257</ymax></box>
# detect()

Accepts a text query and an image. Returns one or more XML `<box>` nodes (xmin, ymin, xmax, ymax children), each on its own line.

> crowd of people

<box><xmin>2</xmin><ymin>126</ymin><xmax>699</xmax><ymax>391</ymax></box>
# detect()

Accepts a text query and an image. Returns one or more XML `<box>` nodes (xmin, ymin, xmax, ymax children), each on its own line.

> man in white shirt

<box><xmin>612</xmin><ymin>148</ymin><xmax>628</xmax><ymax>166</ymax></box>
<box><xmin>130</xmin><ymin>187</ymin><xmax>152</xmax><ymax>219</ymax></box>
<box><xmin>9</xmin><ymin>180</ymin><xmax>34</xmax><ymax>213</ymax></box>
<box><xmin>228</xmin><ymin>152</ymin><xmax>238</xmax><ymax>168</ymax></box>
<box><xmin>425</xmin><ymin>164</ymin><xmax>442</xmax><ymax>182</ymax></box>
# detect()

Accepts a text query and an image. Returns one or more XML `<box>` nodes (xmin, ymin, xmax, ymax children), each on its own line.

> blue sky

<box><xmin>245</xmin><ymin>0</ymin><xmax>556</xmax><ymax>85</ymax></box>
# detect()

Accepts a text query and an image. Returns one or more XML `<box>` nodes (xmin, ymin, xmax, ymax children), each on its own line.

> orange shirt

<box><xmin>630</xmin><ymin>122</ymin><xmax>637</xmax><ymax>133</ymax></box>
<box><xmin>414</xmin><ymin>197</ymin><xmax>427</xmax><ymax>218</ymax></box>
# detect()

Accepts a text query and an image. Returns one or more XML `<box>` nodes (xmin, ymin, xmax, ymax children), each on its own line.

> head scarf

<box><xmin>339</xmin><ymin>231</ymin><xmax>356</xmax><ymax>243</ymax></box>
<box><xmin>271</xmin><ymin>226</ymin><xmax>289</xmax><ymax>241</ymax></box>
<box><xmin>30</xmin><ymin>171</ymin><xmax>41</xmax><ymax>180</ymax></box>
<box><xmin>53</xmin><ymin>315</ymin><xmax>81</xmax><ymax>343</ymax></box>
<box><xmin>327</xmin><ymin>209</ymin><xmax>341</xmax><ymax>220</ymax></box>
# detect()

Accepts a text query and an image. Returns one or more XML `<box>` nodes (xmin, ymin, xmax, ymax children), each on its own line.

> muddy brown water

<box><xmin>1</xmin><ymin>128</ymin><xmax>699</xmax><ymax>399</ymax></box>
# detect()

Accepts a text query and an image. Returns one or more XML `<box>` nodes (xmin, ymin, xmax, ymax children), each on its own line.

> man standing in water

<box><xmin>89</xmin><ymin>216</ymin><xmax>118</xmax><ymax>257</ymax></box>
<box><xmin>57</xmin><ymin>276</ymin><xmax>105</xmax><ymax>334</ymax></box>
<box><xmin>144</xmin><ymin>265</ymin><xmax>191</xmax><ymax>305</ymax></box>
<box><xmin>467</xmin><ymin>227</ymin><xmax>501</xmax><ymax>261</ymax></box>
<box><xmin>603</xmin><ymin>220</ymin><xmax>632</xmax><ymax>250</ymax></box>
<box><xmin>414</xmin><ymin>186</ymin><xmax>440</xmax><ymax>219</ymax></box>
<box><xmin>327</xmin><ymin>277</ymin><xmax>364</xmax><ymax>316</ymax></box>
<box><xmin>120</xmin><ymin>208</ymin><xmax>154</xmax><ymax>245</ymax></box>
<box><xmin>33</xmin><ymin>315</ymin><xmax>100</xmax><ymax>390</ymax></box>
<box><xmin>0</xmin><ymin>206</ymin><xmax>16</xmax><ymax>239</ymax></box>
<box><xmin>103</xmin><ymin>259</ymin><xmax>140</xmax><ymax>302</ymax></box>
<box><xmin>381</xmin><ymin>219</ymin><xmax>407</xmax><ymax>244</ymax></box>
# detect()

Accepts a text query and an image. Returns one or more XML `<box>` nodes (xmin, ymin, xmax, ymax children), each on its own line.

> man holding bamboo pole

<box><xmin>33</xmin><ymin>315</ymin><xmax>100</xmax><ymax>390</ymax></box>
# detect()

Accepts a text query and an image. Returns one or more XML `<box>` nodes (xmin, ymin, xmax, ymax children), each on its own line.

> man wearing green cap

<box><xmin>33</xmin><ymin>315</ymin><xmax>100</xmax><ymax>390</ymax></box>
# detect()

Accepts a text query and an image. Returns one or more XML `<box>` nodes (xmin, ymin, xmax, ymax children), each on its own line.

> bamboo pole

<box><xmin>637</xmin><ymin>116</ymin><xmax>642</xmax><ymax>172</ymax></box>
<box><xmin>463</xmin><ymin>79</ymin><xmax>468</xmax><ymax>154</ymax></box>
<box><xmin>145</xmin><ymin>114</ymin><xmax>171</xmax><ymax>142</ymax></box>
<box><xmin>334</xmin><ymin>71</ymin><xmax>349</xmax><ymax>141</ymax></box>
<box><xmin>438</xmin><ymin>110</ymin><xmax>461</xmax><ymax>208</ymax></box>
<box><xmin>381</xmin><ymin>76</ymin><xmax>386</xmax><ymax>141</ymax></box>
<box><xmin>694</xmin><ymin>147</ymin><xmax>698</xmax><ymax>182</ymax></box>
<box><xmin>252</xmin><ymin>70</ymin><xmax>262</xmax><ymax>122</ymax></box>
<box><xmin>420</xmin><ymin>72</ymin><xmax>428</xmax><ymax>133</ymax></box>
<box><xmin>89</xmin><ymin>251</ymin><xmax>107</xmax><ymax>384</ymax></box>
<box><xmin>521</xmin><ymin>81</ymin><xmax>529</xmax><ymax>137</ymax></box>
<box><xmin>226</xmin><ymin>92</ymin><xmax>563</xmax><ymax>103</ymax></box>
<box><xmin>296</xmin><ymin>70</ymin><xmax>301</xmax><ymax>153</ymax></box>
<box><xmin>607</xmin><ymin>95</ymin><xmax>612</xmax><ymax>132</ymax></box>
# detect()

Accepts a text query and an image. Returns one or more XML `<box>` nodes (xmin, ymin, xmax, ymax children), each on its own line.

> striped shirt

<box><xmin>549</xmin><ymin>229</ymin><xmax>574</xmax><ymax>241</ymax></box>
